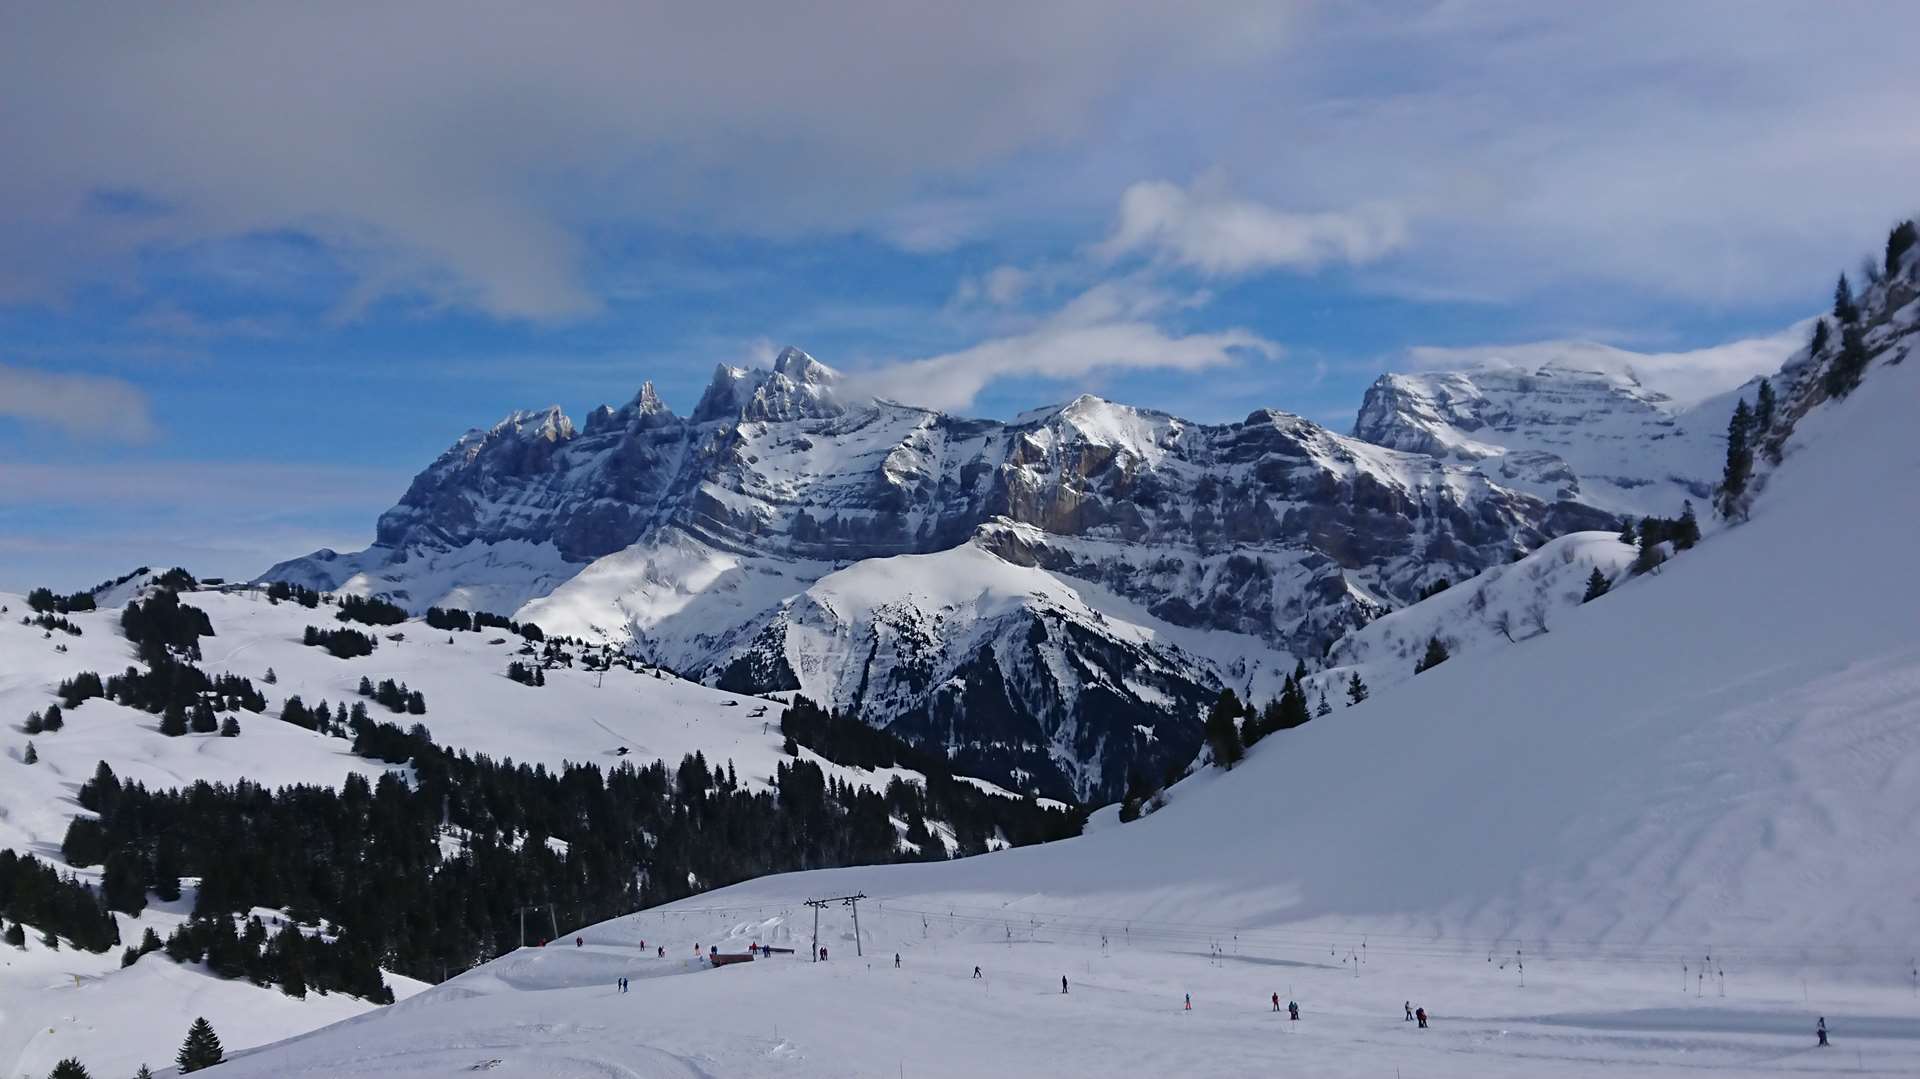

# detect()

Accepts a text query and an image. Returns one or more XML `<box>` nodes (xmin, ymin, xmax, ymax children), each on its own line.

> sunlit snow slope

<box><xmin>211</xmin><ymin>323</ymin><xmax>1920</xmax><ymax>1078</ymax></box>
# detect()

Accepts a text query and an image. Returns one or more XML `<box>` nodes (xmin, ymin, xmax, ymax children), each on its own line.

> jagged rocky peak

<box><xmin>691</xmin><ymin>346</ymin><xmax>847</xmax><ymax>423</ymax></box>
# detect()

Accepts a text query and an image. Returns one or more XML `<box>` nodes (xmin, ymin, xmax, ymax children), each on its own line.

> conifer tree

<box><xmin>45</xmin><ymin>1058</ymin><xmax>90</xmax><ymax>1079</ymax></box>
<box><xmin>1582</xmin><ymin>567</ymin><xmax>1611</xmax><ymax>603</ymax></box>
<box><xmin>1632</xmin><ymin>535</ymin><xmax>1666</xmax><ymax>575</ymax></box>
<box><xmin>1886</xmin><ymin>219</ymin><xmax>1917</xmax><ymax>278</ymax></box>
<box><xmin>263</xmin><ymin>667</ymin><xmax>277</xmax><ymax>684</ymax></box>
<box><xmin>42</xmin><ymin>705</ymin><xmax>63</xmax><ymax>732</ymax></box>
<box><xmin>220</xmin><ymin>716</ymin><xmax>241</xmax><ymax>737</ymax></box>
<box><xmin>1833</xmin><ymin>273</ymin><xmax>1859</xmax><ymax>323</ymax></box>
<box><xmin>1414</xmin><ymin>636</ymin><xmax>1450</xmax><ymax>674</ymax></box>
<box><xmin>23</xmin><ymin>741</ymin><xmax>37</xmax><ymax>765</ymax></box>
<box><xmin>1203</xmin><ymin>689</ymin><xmax>1245</xmax><ymax>769</ymax></box>
<box><xmin>1616</xmin><ymin>519</ymin><xmax>1636</xmax><ymax>545</ymax></box>
<box><xmin>5</xmin><ymin>921</ymin><xmax>25</xmax><ymax>947</ymax></box>
<box><xmin>159</xmin><ymin>704</ymin><xmax>188</xmax><ymax>737</ymax></box>
<box><xmin>1345</xmin><ymin>671</ymin><xmax>1369</xmax><ymax>705</ymax></box>
<box><xmin>1754</xmin><ymin>379</ymin><xmax>1776</xmax><ymax>434</ymax></box>
<box><xmin>189</xmin><ymin>703</ymin><xmax>218</xmax><ymax>734</ymax></box>
<box><xmin>1672</xmin><ymin>502</ymin><xmax>1701</xmax><ymax>550</ymax></box>
<box><xmin>135</xmin><ymin>1066</ymin><xmax>155</xmax><ymax>1079</ymax></box>
<box><xmin>1825</xmin><ymin>324</ymin><xmax>1871</xmax><ymax>398</ymax></box>
<box><xmin>177</xmin><ymin>1017</ymin><xmax>224</xmax><ymax>1072</ymax></box>
<box><xmin>1315</xmin><ymin>689</ymin><xmax>1331</xmax><ymax>717</ymax></box>
<box><xmin>1718</xmin><ymin>397</ymin><xmax>1754</xmax><ymax>518</ymax></box>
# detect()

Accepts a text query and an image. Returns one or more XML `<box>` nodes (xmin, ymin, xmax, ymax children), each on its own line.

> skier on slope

<box><xmin>1272</xmin><ymin>993</ymin><xmax>1279</xmax><ymax>1012</ymax></box>
<box><xmin>973</xmin><ymin>965</ymin><xmax>983</xmax><ymax>979</ymax></box>
<box><xmin>1062</xmin><ymin>975</ymin><xmax>1069</xmax><ymax>994</ymax></box>
<box><xmin>1288</xmin><ymin>1000</ymin><xmax>1299</xmax><ymax>1021</ymax></box>
<box><xmin>1416</xmin><ymin>1007</ymin><xmax>1428</xmax><ymax>1029</ymax></box>
<box><xmin>1405</xmin><ymin>1001</ymin><xmax>1413</xmax><ymax>1022</ymax></box>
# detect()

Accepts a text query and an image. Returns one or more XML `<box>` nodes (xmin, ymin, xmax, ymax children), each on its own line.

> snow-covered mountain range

<box><xmin>264</xmin><ymin>343</ymin><xmax>1750</xmax><ymax>800</ymax></box>
<box><xmin>206</xmin><ymin>240</ymin><xmax>1920</xmax><ymax>1079</ymax></box>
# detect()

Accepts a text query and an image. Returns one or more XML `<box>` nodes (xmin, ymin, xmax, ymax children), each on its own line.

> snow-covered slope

<box><xmin>210</xmin><ymin>306</ymin><xmax>1920</xmax><ymax>1078</ymax></box>
<box><xmin>0</xmin><ymin>585</ymin><xmax>1022</xmax><ymax>1078</ymax></box>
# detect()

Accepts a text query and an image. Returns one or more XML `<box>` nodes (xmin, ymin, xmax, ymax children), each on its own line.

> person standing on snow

<box><xmin>1817</xmin><ymin>1017</ymin><xmax>1828</xmax><ymax>1046</ymax></box>
<box><xmin>1405</xmin><ymin>1001</ymin><xmax>1413</xmax><ymax>1021</ymax></box>
<box><xmin>894</xmin><ymin>953</ymin><xmax>901</xmax><ymax>968</ymax></box>
<box><xmin>1062</xmin><ymin>975</ymin><xmax>1069</xmax><ymax>994</ymax></box>
<box><xmin>973</xmin><ymin>965</ymin><xmax>983</xmax><ymax>979</ymax></box>
<box><xmin>1272</xmin><ymin>993</ymin><xmax>1279</xmax><ymax>1012</ymax></box>
<box><xmin>1416</xmin><ymin>1007</ymin><xmax>1428</xmax><ymax>1029</ymax></box>
<box><xmin>1288</xmin><ymin>1000</ymin><xmax>1299</xmax><ymax>1021</ymax></box>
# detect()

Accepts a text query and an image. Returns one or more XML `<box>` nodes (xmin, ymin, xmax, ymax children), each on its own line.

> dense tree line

<box><xmin>27</xmin><ymin>587</ymin><xmax>95</xmax><ymax>614</ymax></box>
<box><xmin>506</xmin><ymin>660</ymin><xmax>546</xmax><ymax>686</ymax></box>
<box><xmin>53</xmin><ymin>710</ymin><xmax>1082</xmax><ymax>996</ymax></box>
<box><xmin>335</xmin><ymin>594</ymin><xmax>408</xmax><ymax>626</ymax></box>
<box><xmin>359</xmin><ymin>676</ymin><xmax>426</xmax><ymax>714</ymax></box>
<box><xmin>778</xmin><ymin>695</ymin><xmax>1085</xmax><ymax>850</ymax></box>
<box><xmin>267</xmin><ymin>580</ymin><xmax>323</xmax><ymax>607</ymax></box>
<box><xmin>0</xmin><ymin>849</ymin><xmax>119</xmax><ymax>953</ymax></box>
<box><xmin>304</xmin><ymin>624</ymin><xmax>378</xmax><ymax>658</ymax></box>
<box><xmin>427</xmin><ymin>605</ymin><xmax>545</xmax><ymax>640</ymax></box>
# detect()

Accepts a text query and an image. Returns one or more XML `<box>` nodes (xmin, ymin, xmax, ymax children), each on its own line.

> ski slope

<box><xmin>205</xmin><ymin>338</ymin><xmax>1920</xmax><ymax>1076</ymax></box>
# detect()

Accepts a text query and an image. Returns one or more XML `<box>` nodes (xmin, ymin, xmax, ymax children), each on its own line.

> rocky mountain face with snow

<box><xmin>266</xmin><ymin>345</ymin><xmax>1728</xmax><ymax>800</ymax></box>
<box><xmin>1350</xmin><ymin>361</ymin><xmax>1735</xmax><ymax>520</ymax></box>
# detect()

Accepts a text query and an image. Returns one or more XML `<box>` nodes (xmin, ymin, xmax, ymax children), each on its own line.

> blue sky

<box><xmin>3</xmin><ymin>3</ymin><xmax>1917</xmax><ymax>590</ymax></box>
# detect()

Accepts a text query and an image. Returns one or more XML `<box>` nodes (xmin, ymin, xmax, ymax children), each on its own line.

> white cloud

<box><xmin>1405</xmin><ymin>318</ymin><xmax>1813</xmax><ymax>408</ymax></box>
<box><xmin>852</xmin><ymin>282</ymin><xmax>1278</xmax><ymax>412</ymax></box>
<box><xmin>0</xmin><ymin>3</ymin><xmax>1295</xmax><ymax>319</ymax></box>
<box><xmin>1097</xmin><ymin>180</ymin><xmax>1407</xmax><ymax>275</ymax></box>
<box><xmin>0</xmin><ymin>363</ymin><xmax>157</xmax><ymax>442</ymax></box>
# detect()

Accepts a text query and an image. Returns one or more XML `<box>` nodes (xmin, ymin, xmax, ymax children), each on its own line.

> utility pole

<box><xmin>805</xmin><ymin>894</ymin><xmax>866</xmax><ymax>960</ymax></box>
<box><xmin>550</xmin><ymin>904</ymin><xmax>560</xmax><ymax>943</ymax></box>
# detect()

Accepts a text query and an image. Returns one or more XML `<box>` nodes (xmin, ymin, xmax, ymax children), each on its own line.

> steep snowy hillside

<box><xmin>211</xmin><ymin>298</ymin><xmax>1920</xmax><ymax>1078</ymax></box>
<box><xmin>267</xmin><ymin>349</ymin><xmax>1624</xmax><ymax>799</ymax></box>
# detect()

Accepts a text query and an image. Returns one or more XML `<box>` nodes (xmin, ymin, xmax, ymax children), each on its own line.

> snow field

<box><xmin>208</xmin><ymin>898</ymin><xmax>1920</xmax><ymax>1078</ymax></box>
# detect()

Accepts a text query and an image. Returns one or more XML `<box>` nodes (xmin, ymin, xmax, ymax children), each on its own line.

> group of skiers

<box><xmin>602</xmin><ymin>937</ymin><xmax>1838</xmax><ymax>1052</ymax></box>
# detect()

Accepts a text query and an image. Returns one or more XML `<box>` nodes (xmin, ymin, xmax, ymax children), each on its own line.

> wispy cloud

<box><xmin>852</xmin><ymin>279</ymin><xmax>1277</xmax><ymax>412</ymax></box>
<box><xmin>1096</xmin><ymin>180</ymin><xmax>1407</xmax><ymax>275</ymax></box>
<box><xmin>0</xmin><ymin>362</ymin><xmax>157</xmax><ymax>442</ymax></box>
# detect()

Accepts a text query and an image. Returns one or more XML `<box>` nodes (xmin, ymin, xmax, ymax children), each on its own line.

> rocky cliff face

<box><xmin>265</xmin><ymin>347</ymin><xmax>1628</xmax><ymax>800</ymax></box>
<box><xmin>1351</xmin><ymin>362</ymin><xmax>1729</xmax><ymax>520</ymax></box>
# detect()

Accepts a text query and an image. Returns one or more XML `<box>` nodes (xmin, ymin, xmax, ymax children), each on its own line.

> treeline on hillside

<box><xmin>426</xmin><ymin>604</ymin><xmax>546</xmax><ymax>641</ymax></box>
<box><xmin>55</xmin><ymin>711</ymin><xmax>1082</xmax><ymax>997</ymax></box>
<box><xmin>0</xmin><ymin>848</ymin><xmax>120</xmax><ymax>953</ymax></box>
<box><xmin>335</xmin><ymin>594</ymin><xmax>408</xmax><ymax>626</ymax></box>
<box><xmin>27</xmin><ymin>587</ymin><xmax>96</xmax><ymax>614</ymax></box>
<box><xmin>779</xmin><ymin>695</ymin><xmax>1087</xmax><ymax>851</ymax></box>
<box><xmin>358</xmin><ymin>676</ymin><xmax>426</xmax><ymax>714</ymax></box>
<box><xmin>303</xmin><ymin>624</ymin><xmax>377</xmax><ymax>658</ymax></box>
<box><xmin>40</xmin><ymin>588</ymin><xmax>267</xmax><ymax>739</ymax></box>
